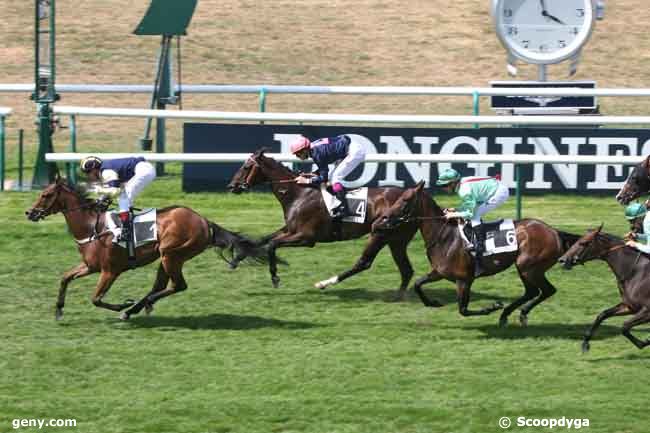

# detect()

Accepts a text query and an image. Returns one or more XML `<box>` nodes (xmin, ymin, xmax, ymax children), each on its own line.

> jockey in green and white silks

<box><xmin>624</xmin><ymin>202</ymin><xmax>650</xmax><ymax>253</ymax></box>
<box><xmin>436</xmin><ymin>168</ymin><xmax>510</xmax><ymax>276</ymax></box>
<box><xmin>436</xmin><ymin>168</ymin><xmax>510</xmax><ymax>225</ymax></box>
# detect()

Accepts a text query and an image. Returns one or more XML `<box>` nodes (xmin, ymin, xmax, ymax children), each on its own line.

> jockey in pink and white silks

<box><xmin>79</xmin><ymin>156</ymin><xmax>156</xmax><ymax>267</ymax></box>
<box><xmin>291</xmin><ymin>135</ymin><xmax>367</xmax><ymax>220</ymax></box>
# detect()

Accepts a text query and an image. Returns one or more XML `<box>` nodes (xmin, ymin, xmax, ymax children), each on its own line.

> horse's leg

<box><xmin>314</xmin><ymin>235</ymin><xmax>387</xmax><ymax>290</ymax></box>
<box><xmin>121</xmin><ymin>264</ymin><xmax>170</xmax><ymax>319</ymax></box>
<box><xmin>457</xmin><ymin>279</ymin><xmax>503</xmax><ymax>316</ymax></box>
<box><xmin>498</xmin><ymin>269</ymin><xmax>540</xmax><ymax>328</ymax></box>
<box><xmin>90</xmin><ymin>271</ymin><xmax>134</xmax><ymax>312</ymax></box>
<box><xmin>411</xmin><ymin>271</ymin><xmax>444</xmax><ymax>308</ymax></box>
<box><xmin>267</xmin><ymin>233</ymin><xmax>315</xmax><ymax>288</ymax></box>
<box><xmin>387</xmin><ymin>238</ymin><xmax>415</xmax><ymax>301</ymax></box>
<box><xmin>582</xmin><ymin>302</ymin><xmax>631</xmax><ymax>353</ymax></box>
<box><xmin>229</xmin><ymin>225</ymin><xmax>287</xmax><ymax>269</ymax></box>
<box><xmin>621</xmin><ymin>307</ymin><xmax>650</xmax><ymax>350</ymax></box>
<box><xmin>121</xmin><ymin>256</ymin><xmax>187</xmax><ymax>320</ymax></box>
<box><xmin>56</xmin><ymin>263</ymin><xmax>95</xmax><ymax>320</ymax></box>
<box><xmin>518</xmin><ymin>275</ymin><xmax>558</xmax><ymax>326</ymax></box>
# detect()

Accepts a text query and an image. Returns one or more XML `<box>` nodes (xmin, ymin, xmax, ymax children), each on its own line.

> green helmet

<box><xmin>625</xmin><ymin>202</ymin><xmax>647</xmax><ymax>220</ymax></box>
<box><xmin>436</xmin><ymin>168</ymin><xmax>461</xmax><ymax>186</ymax></box>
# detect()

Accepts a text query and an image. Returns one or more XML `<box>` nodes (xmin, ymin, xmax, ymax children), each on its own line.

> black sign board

<box><xmin>490</xmin><ymin>81</ymin><xmax>597</xmax><ymax>110</ymax></box>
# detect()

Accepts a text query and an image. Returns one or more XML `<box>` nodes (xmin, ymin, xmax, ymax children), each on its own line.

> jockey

<box><xmin>291</xmin><ymin>134</ymin><xmax>367</xmax><ymax>220</ymax></box>
<box><xmin>436</xmin><ymin>168</ymin><xmax>510</xmax><ymax>276</ymax></box>
<box><xmin>80</xmin><ymin>156</ymin><xmax>156</xmax><ymax>266</ymax></box>
<box><xmin>624</xmin><ymin>202</ymin><xmax>650</xmax><ymax>253</ymax></box>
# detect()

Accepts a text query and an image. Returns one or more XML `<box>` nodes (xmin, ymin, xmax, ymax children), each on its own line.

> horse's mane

<box><xmin>259</xmin><ymin>153</ymin><xmax>298</xmax><ymax>177</ymax></box>
<box><xmin>597</xmin><ymin>231</ymin><xmax>623</xmax><ymax>243</ymax></box>
<box><xmin>418</xmin><ymin>188</ymin><xmax>444</xmax><ymax>216</ymax></box>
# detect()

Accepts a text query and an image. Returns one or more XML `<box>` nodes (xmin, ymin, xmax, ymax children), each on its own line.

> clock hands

<box><xmin>539</xmin><ymin>0</ymin><xmax>566</xmax><ymax>25</ymax></box>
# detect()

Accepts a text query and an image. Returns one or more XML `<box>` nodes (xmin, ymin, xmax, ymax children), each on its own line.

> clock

<box><xmin>491</xmin><ymin>0</ymin><xmax>596</xmax><ymax>65</ymax></box>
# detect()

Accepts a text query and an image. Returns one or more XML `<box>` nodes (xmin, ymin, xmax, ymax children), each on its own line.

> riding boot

<box><xmin>119</xmin><ymin>211</ymin><xmax>137</xmax><ymax>269</ymax></box>
<box><xmin>332</xmin><ymin>189</ymin><xmax>351</xmax><ymax>221</ymax></box>
<box><xmin>473</xmin><ymin>224</ymin><xmax>485</xmax><ymax>277</ymax></box>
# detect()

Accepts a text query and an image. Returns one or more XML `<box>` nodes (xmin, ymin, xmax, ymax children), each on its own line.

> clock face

<box><xmin>493</xmin><ymin>0</ymin><xmax>595</xmax><ymax>64</ymax></box>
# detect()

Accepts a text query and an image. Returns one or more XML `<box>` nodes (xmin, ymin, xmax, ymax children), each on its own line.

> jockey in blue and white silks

<box><xmin>80</xmin><ymin>156</ymin><xmax>156</xmax><ymax>214</ymax></box>
<box><xmin>290</xmin><ymin>134</ymin><xmax>367</xmax><ymax>219</ymax></box>
<box><xmin>80</xmin><ymin>156</ymin><xmax>156</xmax><ymax>267</ymax></box>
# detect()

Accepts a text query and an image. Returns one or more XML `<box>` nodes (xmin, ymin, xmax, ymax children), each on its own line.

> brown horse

<box><xmin>559</xmin><ymin>226</ymin><xmax>650</xmax><ymax>352</ymax></box>
<box><xmin>372</xmin><ymin>181</ymin><xmax>580</xmax><ymax>326</ymax></box>
<box><xmin>25</xmin><ymin>177</ymin><xmax>267</xmax><ymax>321</ymax></box>
<box><xmin>227</xmin><ymin>149</ymin><xmax>420</xmax><ymax>299</ymax></box>
<box><xmin>616</xmin><ymin>155</ymin><xmax>650</xmax><ymax>205</ymax></box>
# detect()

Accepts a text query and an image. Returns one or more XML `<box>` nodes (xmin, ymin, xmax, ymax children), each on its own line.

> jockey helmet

<box><xmin>80</xmin><ymin>156</ymin><xmax>102</xmax><ymax>173</ymax></box>
<box><xmin>290</xmin><ymin>136</ymin><xmax>311</xmax><ymax>154</ymax></box>
<box><xmin>625</xmin><ymin>202</ymin><xmax>647</xmax><ymax>220</ymax></box>
<box><xmin>436</xmin><ymin>168</ymin><xmax>461</xmax><ymax>186</ymax></box>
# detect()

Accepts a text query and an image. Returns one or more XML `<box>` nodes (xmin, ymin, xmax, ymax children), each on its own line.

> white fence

<box><xmin>3</xmin><ymin>83</ymin><xmax>650</xmax><ymax>97</ymax></box>
<box><xmin>53</xmin><ymin>105</ymin><xmax>650</xmax><ymax>126</ymax></box>
<box><xmin>44</xmin><ymin>152</ymin><xmax>645</xmax><ymax>165</ymax></box>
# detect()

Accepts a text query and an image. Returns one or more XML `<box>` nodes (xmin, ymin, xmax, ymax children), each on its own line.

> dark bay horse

<box><xmin>26</xmin><ymin>177</ymin><xmax>267</xmax><ymax>320</ymax></box>
<box><xmin>559</xmin><ymin>226</ymin><xmax>650</xmax><ymax>352</ymax></box>
<box><xmin>616</xmin><ymin>155</ymin><xmax>650</xmax><ymax>205</ymax></box>
<box><xmin>227</xmin><ymin>149</ymin><xmax>420</xmax><ymax>299</ymax></box>
<box><xmin>372</xmin><ymin>181</ymin><xmax>580</xmax><ymax>326</ymax></box>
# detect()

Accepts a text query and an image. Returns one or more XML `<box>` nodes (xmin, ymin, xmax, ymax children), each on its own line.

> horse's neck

<box><xmin>417</xmin><ymin>193</ymin><xmax>447</xmax><ymax>244</ymax></box>
<box><xmin>262</xmin><ymin>161</ymin><xmax>307</xmax><ymax>210</ymax></box>
<box><xmin>604</xmin><ymin>244</ymin><xmax>649</xmax><ymax>281</ymax></box>
<box><xmin>61</xmin><ymin>195</ymin><xmax>102</xmax><ymax>241</ymax></box>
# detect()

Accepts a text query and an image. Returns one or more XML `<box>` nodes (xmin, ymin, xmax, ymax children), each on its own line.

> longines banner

<box><xmin>183</xmin><ymin>123</ymin><xmax>650</xmax><ymax>193</ymax></box>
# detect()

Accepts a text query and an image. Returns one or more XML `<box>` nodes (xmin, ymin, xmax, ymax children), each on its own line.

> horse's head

<box><xmin>558</xmin><ymin>224</ymin><xmax>605</xmax><ymax>269</ymax></box>
<box><xmin>25</xmin><ymin>177</ymin><xmax>92</xmax><ymax>221</ymax></box>
<box><xmin>371</xmin><ymin>181</ymin><xmax>425</xmax><ymax>234</ymax></box>
<box><xmin>26</xmin><ymin>177</ymin><xmax>69</xmax><ymax>221</ymax></box>
<box><xmin>227</xmin><ymin>148</ymin><xmax>271</xmax><ymax>194</ymax></box>
<box><xmin>616</xmin><ymin>156</ymin><xmax>650</xmax><ymax>205</ymax></box>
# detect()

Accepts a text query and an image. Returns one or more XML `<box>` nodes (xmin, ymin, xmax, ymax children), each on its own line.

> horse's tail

<box><xmin>557</xmin><ymin>230</ymin><xmax>582</xmax><ymax>252</ymax></box>
<box><xmin>208</xmin><ymin>222</ymin><xmax>269</xmax><ymax>267</ymax></box>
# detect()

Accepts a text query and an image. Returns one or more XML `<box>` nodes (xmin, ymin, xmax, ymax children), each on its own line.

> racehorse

<box><xmin>559</xmin><ymin>225</ymin><xmax>650</xmax><ymax>352</ymax></box>
<box><xmin>371</xmin><ymin>181</ymin><xmax>581</xmax><ymax>326</ymax></box>
<box><xmin>616</xmin><ymin>155</ymin><xmax>650</xmax><ymax>205</ymax></box>
<box><xmin>227</xmin><ymin>148</ymin><xmax>420</xmax><ymax>299</ymax></box>
<box><xmin>26</xmin><ymin>177</ymin><xmax>268</xmax><ymax>321</ymax></box>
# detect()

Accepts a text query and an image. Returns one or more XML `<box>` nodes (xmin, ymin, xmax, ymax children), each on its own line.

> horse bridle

<box><xmin>243</xmin><ymin>156</ymin><xmax>298</xmax><ymax>188</ymax></box>
<box><xmin>30</xmin><ymin>184</ymin><xmax>104</xmax><ymax>238</ymax></box>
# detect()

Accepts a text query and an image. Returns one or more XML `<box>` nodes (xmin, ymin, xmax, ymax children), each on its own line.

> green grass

<box><xmin>1</xmin><ymin>177</ymin><xmax>647</xmax><ymax>433</ymax></box>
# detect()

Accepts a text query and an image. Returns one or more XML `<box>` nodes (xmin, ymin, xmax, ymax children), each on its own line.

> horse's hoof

<box><xmin>315</xmin><ymin>276</ymin><xmax>338</xmax><ymax>290</ymax></box>
<box><xmin>581</xmin><ymin>341</ymin><xmax>590</xmax><ymax>353</ymax></box>
<box><xmin>119</xmin><ymin>312</ymin><xmax>130</xmax><ymax>321</ymax></box>
<box><xmin>144</xmin><ymin>303</ymin><xmax>154</xmax><ymax>316</ymax></box>
<box><xmin>272</xmin><ymin>277</ymin><xmax>280</xmax><ymax>288</ymax></box>
<box><xmin>519</xmin><ymin>313</ymin><xmax>529</xmax><ymax>327</ymax></box>
<box><xmin>55</xmin><ymin>308</ymin><xmax>64</xmax><ymax>321</ymax></box>
<box><xmin>498</xmin><ymin>316</ymin><xmax>508</xmax><ymax>328</ymax></box>
<box><xmin>229</xmin><ymin>261</ymin><xmax>239</xmax><ymax>270</ymax></box>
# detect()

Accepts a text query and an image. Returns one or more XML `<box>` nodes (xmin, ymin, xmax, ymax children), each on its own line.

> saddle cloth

<box><xmin>320</xmin><ymin>185</ymin><xmax>368</xmax><ymax>224</ymax></box>
<box><xmin>482</xmin><ymin>219</ymin><xmax>518</xmax><ymax>256</ymax></box>
<box><xmin>105</xmin><ymin>208</ymin><xmax>158</xmax><ymax>248</ymax></box>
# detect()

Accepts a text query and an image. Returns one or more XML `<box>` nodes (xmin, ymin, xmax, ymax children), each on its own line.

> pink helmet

<box><xmin>290</xmin><ymin>136</ymin><xmax>311</xmax><ymax>154</ymax></box>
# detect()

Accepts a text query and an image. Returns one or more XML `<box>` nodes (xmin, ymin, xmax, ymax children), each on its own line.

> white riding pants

<box><xmin>117</xmin><ymin>161</ymin><xmax>156</xmax><ymax>212</ymax></box>
<box><xmin>330</xmin><ymin>138</ymin><xmax>367</xmax><ymax>185</ymax></box>
<box><xmin>471</xmin><ymin>183</ymin><xmax>510</xmax><ymax>226</ymax></box>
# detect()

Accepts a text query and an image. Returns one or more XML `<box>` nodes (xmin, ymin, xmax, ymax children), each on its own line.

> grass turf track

<box><xmin>1</xmin><ymin>174</ymin><xmax>648</xmax><ymax>433</ymax></box>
